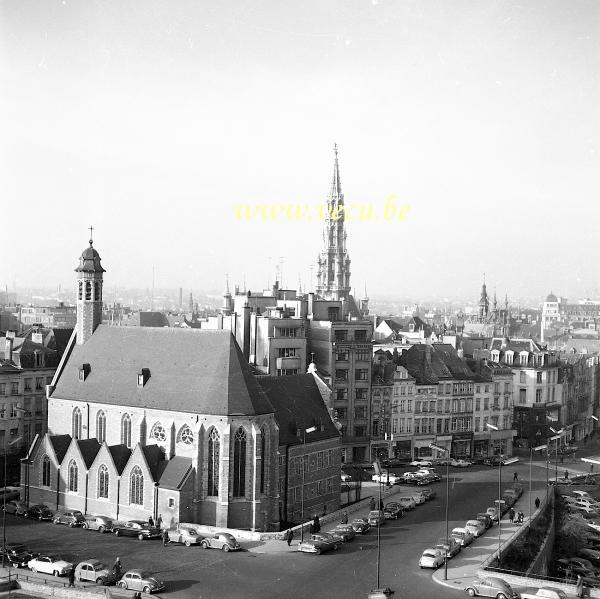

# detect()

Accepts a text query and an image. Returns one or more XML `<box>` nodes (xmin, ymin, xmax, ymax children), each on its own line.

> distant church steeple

<box><xmin>75</xmin><ymin>226</ymin><xmax>105</xmax><ymax>345</ymax></box>
<box><xmin>315</xmin><ymin>144</ymin><xmax>351</xmax><ymax>301</ymax></box>
<box><xmin>478</xmin><ymin>274</ymin><xmax>489</xmax><ymax>323</ymax></box>
<box><xmin>222</xmin><ymin>274</ymin><xmax>233</xmax><ymax>316</ymax></box>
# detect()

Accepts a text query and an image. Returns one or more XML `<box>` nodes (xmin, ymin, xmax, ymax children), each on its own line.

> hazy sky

<box><xmin>1</xmin><ymin>0</ymin><xmax>599</xmax><ymax>301</ymax></box>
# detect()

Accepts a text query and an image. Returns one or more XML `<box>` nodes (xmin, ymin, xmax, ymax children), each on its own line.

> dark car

<box><xmin>350</xmin><ymin>518</ymin><xmax>371</xmax><ymax>534</ymax></box>
<box><xmin>113</xmin><ymin>520</ymin><xmax>161</xmax><ymax>540</ymax></box>
<box><xmin>53</xmin><ymin>510</ymin><xmax>85</xmax><ymax>527</ymax></box>
<box><xmin>26</xmin><ymin>504</ymin><xmax>54</xmax><ymax>520</ymax></box>
<box><xmin>1</xmin><ymin>543</ymin><xmax>39</xmax><ymax>568</ymax></box>
<box><xmin>421</xmin><ymin>488</ymin><xmax>436</xmax><ymax>500</ymax></box>
<box><xmin>3</xmin><ymin>500</ymin><xmax>28</xmax><ymax>517</ymax></box>
<box><xmin>383</xmin><ymin>503</ymin><xmax>403</xmax><ymax>520</ymax></box>
<box><xmin>476</xmin><ymin>513</ymin><xmax>493</xmax><ymax>529</ymax></box>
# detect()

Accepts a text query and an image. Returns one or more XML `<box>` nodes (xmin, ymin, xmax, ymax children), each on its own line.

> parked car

<box><xmin>451</xmin><ymin>527</ymin><xmax>474</xmax><ymax>547</ymax></box>
<box><xmin>410</xmin><ymin>459</ymin><xmax>433</xmax><ymax>467</ymax></box>
<box><xmin>367</xmin><ymin>510</ymin><xmax>385</xmax><ymax>527</ymax></box>
<box><xmin>419</xmin><ymin>548</ymin><xmax>445</xmax><ymax>569</ymax></box>
<box><xmin>397</xmin><ymin>497</ymin><xmax>416</xmax><ymax>511</ymax></box>
<box><xmin>0</xmin><ymin>543</ymin><xmax>39</xmax><ymax>568</ymax></box>
<box><xmin>465</xmin><ymin>519</ymin><xmax>487</xmax><ymax>538</ymax></box>
<box><xmin>502</xmin><ymin>494</ymin><xmax>517</xmax><ymax>508</ymax></box>
<box><xmin>381</xmin><ymin>458</ymin><xmax>406</xmax><ymax>468</ymax></box>
<box><xmin>575</xmin><ymin>497</ymin><xmax>600</xmax><ymax>509</ymax></box>
<box><xmin>82</xmin><ymin>515</ymin><xmax>113</xmax><ymax>533</ymax></box>
<box><xmin>53</xmin><ymin>510</ymin><xmax>85</xmax><ymax>527</ymax></box>
<box><xmin>411</xmin><ymin>492</ymin><xmax>427</xmax><ymax>505</ymax></box>
<box><xmin>298</xmin><ymin>533</ymin><xmax>339</xmax><ymax>554</ymax></box>
<box><xmin>486</xmin><ymin>507</ymin><xmax>500</xmax><ymax>524</ymax></box>
<box><xmin>383</xmin><ymin>503</ymin><xmax>403</xmax><ymax>520</ymax></box>
<box><xmin>3</xmin><ymin>500</ymin><xmax>28</xmax><ymax>516</ymax></box>
<box><xmin>350</xmin><ymin>518</ymin><xmax>371</xmax><ymax>534</ymax></box>
<box><xmin>200</xmin><ymin>532</ymin><xmax>240</xmax><ymax>551</ymax></box>
<box><xmin>571</xmin><ymin>504</ymin><xmax>600</xmax><ymax>515</ymax></box>
<box><xmin>436</xmin><ymin>537</ymin><xmax>461</xmax><ymax>558</ymax></box>
<box><xmin>74</xmin><ymin>560</ymin><xmax>119</xmax><ymax>585</ymax></box>
<box><xmin>26</xmin><ymin>504</ymin><xmax>54</xmax><ymax>520</ymax></box>
<box><xmin>573</xmin><ymin>490</ymin><xmax>593</xmax><ymax>500</ymax></box>
<box><xmin>371</xmin><ymin>473</ymin><xmax>401</xmax><ymax>484</ymax></box>
<box><xmin>477</xmin><ymin>513</ymin><xmax>493</xmax><ymax>529</ymax></box>
<box><xmin>331</xmin><ymin>524</ymin><xmax>356</xmax><ymax>542</ymax></box>
<box><xmin>166</xmin><ymin>526</ymin><xmax>202</xmax><ymax>546</ymax></box>
<box><xmin>113</xmin><ymin>520</ymin><xmax>161</xmax><ymax>540</ymax></box>
<box><xmin>451</xmin><ymin>459</ymin><xmax>472</xmax><ymax>468</ymax></box>
<box><xmin>554</xmin><ymin>557</ymin><xmax>596</xmax><ymax>578</ymax></box>
<box><xmin>341</xmin><ymin>472</ymin><xmax>352</xmax><ymax>482</ymax></box>
<box><xmin>520</xmin><ymin>588</ymin><xmax>567</xmax><ymax>599</ymax></box>
<box><xmin>28</xmin><ymin>555</ymin><xmax>73</xmax><ymax>576</ymax></box>
<box><xmin>116</xmin><ymin>569</ymin><xmax>165</xmax><ymax>593</ymax></box>
<box><xmin>421</xmin><ymin>488</ymin><xmax>436</xmax><ymax>500</ymax></box>
<box><xmin>464</xmin><ymin>576</ymin><xmax>519</xmax><ymax>599</ymax></box>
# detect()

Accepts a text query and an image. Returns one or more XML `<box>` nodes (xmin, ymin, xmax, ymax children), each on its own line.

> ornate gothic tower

<box><xmin>316</xmin><ymin>144</ymin><xmax>351</xmax><ymax>300</ymax></box>
<box><xmin>75</xmin><ymin>230</ymin><xmax>105</xmax><ymax>345</ymax></box>
<box><xmin>478</xmin><ymin>275</ymin><xmax>489</xmax><ymax>323</ymax></box>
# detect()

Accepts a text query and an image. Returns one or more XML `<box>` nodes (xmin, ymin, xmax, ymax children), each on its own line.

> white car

<box><xmin>28</xmin><ymin>555</ymin><xmax>73</xmax><ymax>576</ymax></box>
<box><xmin>464</xmin><ymin>519</ymin><xmax>486</xmax><ymax>538</ymax></box>
<box><xmin>398</xmin><ymin>497</ymin><xmax>416</xmax><ymax>510</ymax></box>
<box><xmin>410</xmin><ymin>460</ymin><xmax>433</xmax><ymax>467</ymax></box>
<box><xmin>371</xmin><ymin>473</ymin><xmax>401</xmax><ymax>484</ymax></box>
<box><xmin>571</xmin><ymin>504</ymin><xmax>600</xmax><ymax>515</ymax></box>
<box><xmin>450</xmin><ymin>459</ymin><xmax>472</xmax><ymax>468</ymax></box>
<box><xmin>410</xmin><ymin>492</ymin><xmax>426</xmax><ymax>505</ymax></box>
<box><xmin>451</xmin><ymin>527</ymin><xmax>474</xmax><ymax>547</ymax></box>
<box><xmin>419</xmin><ymin>548</ymin><xmax>445</xmax><ymax>569</ymax></box>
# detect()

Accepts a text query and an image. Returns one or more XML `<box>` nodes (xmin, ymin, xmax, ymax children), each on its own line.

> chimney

<box><xmin>308</xmin><ymin>293</ymin><xmax>314</xmax><ymax>319</ymax></box>
<box><xmin>4</xmin><ymin>337</ymin><xmax>13</xmax><ymax>361</ymax></box>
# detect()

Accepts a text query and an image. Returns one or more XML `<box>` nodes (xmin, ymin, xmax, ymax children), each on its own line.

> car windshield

<box><xmin>423</xmin><ymin>550</ymin><xmax>437</xmax><ymax>557</ymax></box>
<box><xmin>466</xmin><ymin>520</ymin><xmax>479</xmax><ymax>527</ymax></box>
<box><xmin>139</xmin><ymin>571</ymin><xmax>153</xmax><ymax>579</ymax></box>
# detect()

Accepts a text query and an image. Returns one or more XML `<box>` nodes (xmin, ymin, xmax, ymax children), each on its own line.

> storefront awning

<box><xmin>413</xmin><ymin>436</ymin><xmax>436</xmax><ymax>448</ymax></box>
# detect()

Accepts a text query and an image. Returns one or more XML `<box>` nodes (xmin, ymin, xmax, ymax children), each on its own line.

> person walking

<box><xmin>313</xmin><ymin>515</ymin><xmax>321</xmax><ymax>534</ymax></box>
<box><xmin>565</xmin><ymin>469</ymin><xmax>570</xmax><ymax>479</ymax></box>
<box><xmin>369</xmin><ymin>497</ymin><xmax>376</xmax><ymax>511</ymax></box>
<box><xmin>68</xmin><ymin>568</ymin><xmax>75</xmax><ymax>587</ymax></box>
<box><xmin>508</xmin><ymin>508</ymin><xmax>515</xmax><ymax>523</ymax></box>
<box><xmin>286</xmin><ymin>528</ymin><xmax>293</xmax><ymax>547</ymax></box>
<box><xmin>113</xmin><ymin>557</ymin><xmax>122</xmax><ymax>579</ymax></box>
<box><xmin>576</xmin><ymin>574</ymin><xmax>584</xmax><ymax>598</ymax></box>
<box><xmin>156</xmin><ymin>514</ymin><xmax>163</xmax><ymax>529</ymax></box>
<box><xmin>535</xmin><ymin>497</ymin><xmax>541</xmax><ymax>509</ymax></box>
<box><xmin>341</xmin><ymin>511</ymin><xmax>348</xmax><ymax>524</ymax></box>
<box><xmin>513</xmin><ymin>472</ymin><xmax>518</xmax><ymax>482</ymax></box>
<box><xmin>162</xmin><ymin>528</ymin><xmax>169</xmax><ymax>547</ymax></box>
<box><xmin>148</xmin><ymin>516</ymin><xmax>154</xmax><ymax>527</ymax></box>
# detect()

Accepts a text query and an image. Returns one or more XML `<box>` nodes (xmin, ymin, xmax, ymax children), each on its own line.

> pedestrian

<box><xmin>68</xmin><ymin>568</ymin><xmax>75</xmax><ymax>587</ymax></box>
<box><xmin>156</xmin><ymin>514</ymin><xmax>163</xmax><ymax>529</ymax></box>
<box><xmin>592</xmin><ymin>464</ymin><xmax>595</xmax><ymax>473</ymax></box>
<box><xmin>369</xmin><ymin>497</ymin><xmax>376</xmax><ymax>511</ymax></box>
<box><xmin>576</xmin><ymin>574</ymin><xmax>584</xmax><ymax>598</ymax></box>
<box><xmin>517</xmin><ymin>511</ymin><xmax>524</xmax><ymax>525</ymax></box>
<box><xmin>286</xmin><ymin>528</ymin><xmax>293</xmax><ymax>547</ymax></box>
<box><xmin>148</xmin><ymin>516</ymin><xmax>154</xmax><ymax>527</ymax></box>
<box><xmin>323</xmin><ymin>504</ymin><xmax>327</xmax><ymax>516</ymax></box>
<box><xmin>508</xmin><ymin>508</ymin><xmax>515</xmax><ymax>523</ymax></box>
<box><xmin>565</xmin><ymin>469</ymin><xmax>569</xmax><ymax>479</ymax></box>
<box><xmin>113</xmin><ymin>557</ymin><xmax>122</xmax><ymax>578</ymax></box>
<box><xmin>341</xmin><ymin>511</ymin><xmax>348</xmax><ymax>524</ymax></box>
<box><xmin>535</xmin><ymin>497</ymin><xmax>541</xmax><ymax>510</ymax></box>
<box><xmin>162</xmin><ymin>528</ymin><xmax>169</xmax><ymax>546</ymax></box>
<box><xmin>313</xmin><ymin>515</ymin><xmax>321</xmax><ymax>534</ymax></box>
<box><xmin>513</xmin><ymin>472</ymin><xmax>518</xmax><ymax>482</ymax></box>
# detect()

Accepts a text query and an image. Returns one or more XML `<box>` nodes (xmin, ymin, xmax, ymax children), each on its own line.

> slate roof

<box><xmin>433</xmin><ymin>344</ymin><xmax>475</xmax><ymax>380</ymax></box>
<box><xmin>257</xmin><ymin>374</ymin><xmax>340</xmax><ymax>446</ymax></box>
<box><xmin>51</xmin><ymin>326</ymin><xmax>274</xmax><ymax>416</ymax></box>
<box><xmin>158</xmin><ymin>456</ymin><xmax>193</xmax><ymax>490</ymax></box>
<box><xmin>50</xmin><ymin>435</ymin><xmax>72</xmax><ymax>464</ymax></box>
<box><xmin>108</xmin><ymin>444</ymin><xmax>132</xmax><ymax>474</ymax></box>
<box><xmin>142</xmin><ymin>444</ymin><xmax>165</xmax><ymax>480</ymax></box>
<box><xmin>139</xmin><ymin>312</ymin><xmax>170</xmax><ymax>328</ymax></box>
<box><xmin>77</xmin><ymin>439</ymin><xmax>102</xmax><ymax>468</ymax></box>
<box><xmin>399</xmin><ymin>345</ymin><xmax>473</xmax><ymax>384</ymax></box>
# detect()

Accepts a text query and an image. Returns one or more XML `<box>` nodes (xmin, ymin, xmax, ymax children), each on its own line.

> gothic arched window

<box><xmin>72</xmin><ymin>407</ymin><xmax>82</xmax><ymax>439</ymax></box>
<box><xmin>233</xmin><ymin>427</ymin><xmax>247</xmax><ymax>498</ymax></box>
<box><xmin>96</xmin><ymin>410</ymin><xmax>106</xmax><ymax>444</ymax></box>
<box><xmin>68</xmin><ymin>460</ymin><xmax>78</xmax><ymax>492</ymax></box>
<box><xmin>94</xmin><ymin>282</ymin><xmax>101</xmax><ymax>301</ymax></box>
<box><xmin>150</xmin><ymin>422</ymin><xmax>166</xmax><ymax>443</ymax></box>
<box><xmin>130</xmin><ymin>466</ymin><xmax>144</xmax><ymax>505</ymax></box>
<box><xmin>207</xmin><ymin>428</ymin><xmax>220</xmax><ymax>497</ymax></box>
<box><xmin>85</xmin><ymin>281</ymin><xmax>92</xmax><ymax>300</ymax></box>
<box><xmin>98</xmin><ymin>464</ymin><xmax>109</xmax><ymax>499</ymax></box>
<box><xmin>121</xmin><ymin>413</ymin><xmax>131</xmax><ymax>448</ymax></box>
<box><xmin>78</xmin><ymin>281</ymin><xmax>83</xmax><ymax>300</ymax></box>
<box><xmin>177</xmin><ymin>425</ymin><xmax>193</xmax><ymax>445</ymax></box>
<box><xmin>42</xmin><ymin>455</ymin><xmax>51</xmax><ymax>487</ymax></box>
<box><xmin>260</xmin><ymin>427</ymin><xmax>266</xmax><ymax>494</ymax></box>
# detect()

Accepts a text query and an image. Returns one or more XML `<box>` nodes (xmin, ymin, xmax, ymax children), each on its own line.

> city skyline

<box><xmin>2</xmin><ymin>1</ymin><xmax>598</xmax><ymax>298</ymax></box>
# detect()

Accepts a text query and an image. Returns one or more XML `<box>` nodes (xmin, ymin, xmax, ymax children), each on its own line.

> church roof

<box><xmin>50</xmin><ymin>434</ymin><xmax>72</xmax><ymax>464</ymax></box>
<box><xmin>142</xmin><ymin>444</ymin><xmax>165</xmax><ymax>480</ymax></box>
<box><xmin>257</xmin><ymin>374</ymin><xmax>340</xmax><ymax>446</ymax></box>
<box><xmin>75</xmin><ymin>241</ymin><xmax>105</xmax><ymax>273</ymax></box>
<box><xmin>108</xmin><ymin>444</ymin><xmax>132</xmax><ymax>474</ymax></box>
<box><xmin>51</xmin><ymin>326</ymin><xmax>274</xmax><ymax>417</ymax></box>
<box><xmin>77</xmin><ymin>438</ymin><xmax>102</xmax><ymax>468</ymax></box>
<box><xmin>158</xmin><ymin>456</ymin><xmax>193</xmax><ymax>490</ymax></box>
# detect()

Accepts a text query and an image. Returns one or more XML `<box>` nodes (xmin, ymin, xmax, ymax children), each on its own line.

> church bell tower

<box><xmin>75</xmin><ymin>227</ymin><xmax>105</xmax><ymax>345</ymax></box>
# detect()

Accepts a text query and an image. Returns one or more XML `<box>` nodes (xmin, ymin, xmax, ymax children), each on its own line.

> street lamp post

<box><xmin>549</xmin><ymin>427</ymin><xmax>564</xmax><ymax>481</ymax></box>
<box><xmin>2</xmin><ymin>436</ymin><xmax>23</xmax><ymax>568</ymax></box>
<box><xmin>430</xmin><ymin>443</ymin><xmax>450</xmax><ymax>581</ymax></box>
<box><xmin>300</xmin><ymin>426</ymin><xmax>316</xmax><ymax>543</ymax></box>
<box><xmin>486</xmin><ymin>424</ymin><xmax>504</xmax><ymax>568</ymax></box>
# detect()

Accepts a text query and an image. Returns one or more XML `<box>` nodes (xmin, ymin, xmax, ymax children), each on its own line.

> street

<box><xmin>5</xmin><ymin>461</ymin><xmax>547</xmax><ymax>599</ymax></box>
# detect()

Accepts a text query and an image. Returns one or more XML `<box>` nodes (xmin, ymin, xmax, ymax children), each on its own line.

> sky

<box><xmin>1</xmin><ymin>0</ymin><xmax>599</xmax><ymax>302</ymax></box>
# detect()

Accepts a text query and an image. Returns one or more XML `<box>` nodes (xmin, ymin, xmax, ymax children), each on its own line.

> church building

<box><xmin>23</xmin><ymin>235</ymin><xmax>340</xmax><ymax>531</ymax></box>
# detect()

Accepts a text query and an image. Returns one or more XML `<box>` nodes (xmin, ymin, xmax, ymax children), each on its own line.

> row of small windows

<box><xmin>77</xmin><ymin>281</ymin><xmax>102</xmax><ymax>301</ymax></box>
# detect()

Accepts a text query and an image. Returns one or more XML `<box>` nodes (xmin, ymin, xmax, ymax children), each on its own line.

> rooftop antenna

<box><xmin>279</xmin><ymin>256</ymin><xmax>285</xmax><ymax>288</ymax></box>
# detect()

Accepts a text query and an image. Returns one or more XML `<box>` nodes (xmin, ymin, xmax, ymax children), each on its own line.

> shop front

<box><xmin>451</xmin><ymin>432</ymin><xmax>473</xmax><ymax>458</ymax></box>
<box><xmin>393</xmin><ymin>439</ymin><xmax>412</xmax><ymax>460</ymax></box>
<box><xmin>434</xmin><ymin>435</ymin><xmax>452</xmax><ymax>456</ymax></box>
<box><xmin>370</xmin><ymin>442</ymin><xmax>389</xmax><ymax>462</ymax></box>
<box><xmin>413</xmin><ymin>436</ymin><xmax>436</xmax><ymax>459</ymax></box>
<box><xmin>473</xmin><ymin>432</ymin><xmax>490</xmax><ymax>460</ymax></box>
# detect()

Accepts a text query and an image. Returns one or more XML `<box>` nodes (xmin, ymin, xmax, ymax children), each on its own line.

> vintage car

<box><xmin>167</xmin><ymin>526</ymin><xmax>202</xmax><ymax>546</ymax></box>
<box><xmin>82</xmin><ymin>515</ymin><xmax>113</xmax><ymax>533</ymax></box>
<box><xmin>465</xmin><ymin>519</ymin><xmax>487</xmax><ymax>538</ymax></box>
<box><xmin>116</xmin><ymin>569</ymin><xmax>165</xmax><ymax>593</ymax></box>
<box><xmin>371</xmin><ymin>473</ymin><xmax>401</xmax><ymax>484</ymax></box>
<box><xmin>25</xmin><ymin>504</ymin><xmax>54</xmax><ymax>520</ymax></box>
<box><xmin>436</xmin><ymin>537</ymin><xmax>461</xmax><ymax>558</ymax></box>
<box><xmin>200</xmin><ymin>532</ymin><xmax>241</xmax><ymax>551</ymax></box>
<box><xmin>409</xmin><ymin>459</ymin><xmax>433</xmax><ymax>467</ymax></box>
<box><xmin>477</xmin><ymin>513</ymin><xmax>493</xmax><ymax>529</ymax></box>
<box><xmin>53</xmin><ymin>510</ymin><xmax>85</xmax><ymax>527</ymax></box>
<box><xmin>350</xmin><ymin>518</ymin><xmax>371</xmax><ymax>534</ymax></box>
<box><xmin>520</xmin><ymin>587</ymin><xmax>568</xmax><ymax>599</ymax></box>
<box><xmin>298</xmin><ymin>533</ymin><xmax>340</xmax><ymax>554</ymax></box>
<box><xmin>113</xmin><ymin>520</ymin><xmax>161</xmax><ymax>540</ymax></box>
<box><xmin>420</xmin><ymin>488</ymin><xmax>436</xmax><ymax>500</ymax></box>
<box><xmin>0</xmin><ymin>543</ymin><xmax>39</xmax><ymax>568</ymax></box>
<box><xmin>419</xmin><ymin>548</ymin><xmax>445</xmax><ymax>569</ymax></box>
<box><xmin>464</xmin><ymin>576</ymin><xmax>519</xmax><ymax>599</ymax></box>
<box><xmin>397</xmin><ymin>497</ymin><xmax>416</xmax><ymax>511</ymax></box>
<box><xmin>28</xmin><ymin>555</ymin><xmax>73</xmax><ymax>576</ymax></box>
<box><xmin>331</xmin><ymin>524</ymin><xmax>356</xmax><ymax>542</ymax></box>
<box><xmin>367</xmin><ymin>510</ymin><xmax>385</xmax><ymax>527</ymax></box>
<box><xmin>486</xmin><ymin>507</ymin><xmax>500</xmax><ymax>524</ymax></box>
<box><xmin>74</xmin><ymin>560</ymin><xmax>119</xmax><ymax>585</ymax></box>
<box><xmin>450</xmin><ymin>459</ymin><xmax>472</xmax><ymax>468</ymax></box>
<box><xmin>3</xmin><ymin>500</ymin><xmax>28</xmax><ymax>516</ymax></box>
<box><xmin>383</xmin><ymin>503</ymin><xmax>403</xmax><ymax>520</ymax></box>
<box><xmin>451</xmin><ymin>527</ymin><xmax>475</xmax><ymax>547</ymax></box>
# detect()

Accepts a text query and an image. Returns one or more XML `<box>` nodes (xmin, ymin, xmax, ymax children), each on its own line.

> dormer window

<box><xmin>137</xmin><ymin>368</ymin><xmax>150</xmax><ymax>387</ymax></box>
<box><xmin>78</xmin><ymin>363</ymin><xmax>90</xmax><ymax>381</ymax></box>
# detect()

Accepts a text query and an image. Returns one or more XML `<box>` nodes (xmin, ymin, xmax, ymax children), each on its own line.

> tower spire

<box><xmin>330</xmin><ymin>143</ymin><xmax>342</xmax><ymax>201</ymax></box>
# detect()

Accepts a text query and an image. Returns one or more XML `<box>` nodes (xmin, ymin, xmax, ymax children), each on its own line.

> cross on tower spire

<box><xmin>88</xmin><ymin>225</ymin><xmax>95</xmax><ymax>246</ymax></box>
